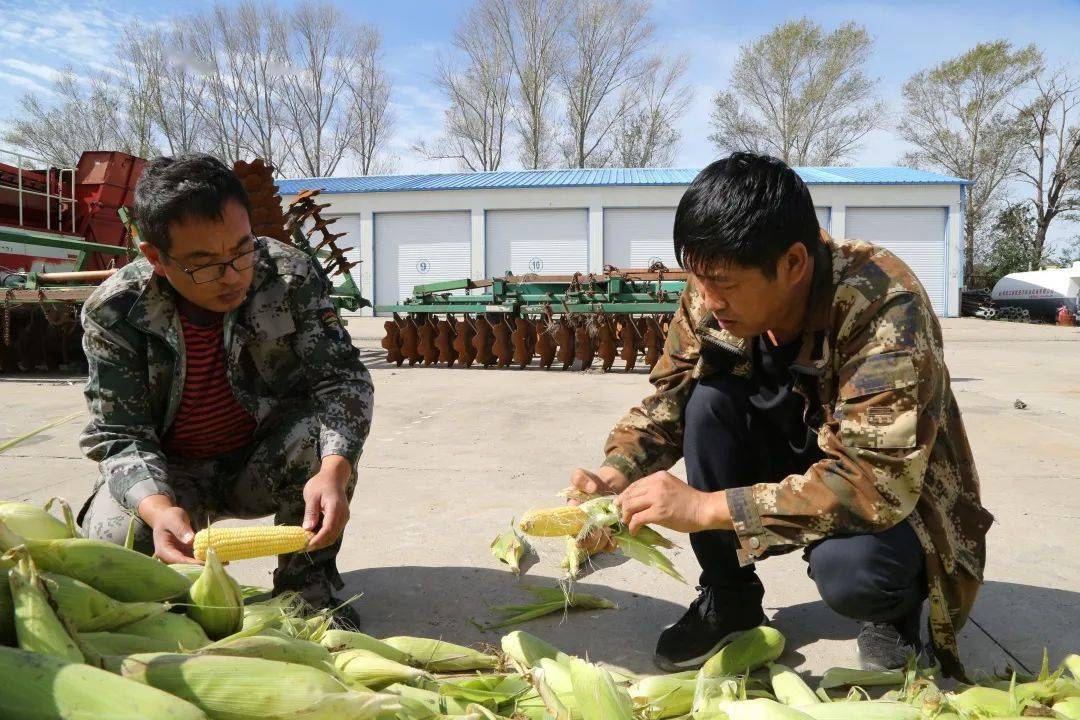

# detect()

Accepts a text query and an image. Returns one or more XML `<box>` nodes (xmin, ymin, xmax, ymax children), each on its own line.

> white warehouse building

<box><xmin>277</xmin><ymin>166</ymin><xmax>968</xmax><ymax>317</ymax></box>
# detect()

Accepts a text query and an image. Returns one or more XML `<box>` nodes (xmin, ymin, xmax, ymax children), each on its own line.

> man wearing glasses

<box><xmin>77</xmin><ymin>154</ymin><xmax>372</xmax><ymax>627</ymax></box>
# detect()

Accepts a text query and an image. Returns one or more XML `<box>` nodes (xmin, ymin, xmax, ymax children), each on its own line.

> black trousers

<box><xmin>683</xmin><ymin>373</ymin><xmax>927</xmax><ymax>624</ymax></box>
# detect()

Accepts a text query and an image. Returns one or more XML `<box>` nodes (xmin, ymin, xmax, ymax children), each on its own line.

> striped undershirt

<box><xmin>163</xmin><ymin>311</ymin><xmax>255</xmax><ymax>458</ymax></box>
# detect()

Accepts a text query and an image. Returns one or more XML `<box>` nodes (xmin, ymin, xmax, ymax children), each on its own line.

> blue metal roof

<box><xmin>277</xmin><ymin>166</ymin><xmax>968</xmax><ymax>195</ymax></box>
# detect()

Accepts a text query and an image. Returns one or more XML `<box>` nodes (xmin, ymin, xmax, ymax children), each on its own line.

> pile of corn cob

<box><xmin>2</xmin><ymin>498</ymin><xmax>1079</xmax><ymax>719</ymax></box>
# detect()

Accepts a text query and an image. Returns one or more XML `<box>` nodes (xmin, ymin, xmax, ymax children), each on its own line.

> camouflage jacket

<box><xmin>603</xmin><ymin>231</ymin><xmax>993</xmax><ymax>678</ymax></box>
<box><xmin>79</xmin><ymin>238</ymin><xmax>374</xmax><ymax>512</ymax></box>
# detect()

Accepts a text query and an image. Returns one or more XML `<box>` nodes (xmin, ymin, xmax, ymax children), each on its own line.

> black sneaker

<box><xmin>857</xmin><ymin>609</ymin><xmax>935</xmax><ymax>672</ymax></box>
<box><xmin>653</xmin><ymin>586</ymin><xmax>768</xmax><ymax>672</ymax></box>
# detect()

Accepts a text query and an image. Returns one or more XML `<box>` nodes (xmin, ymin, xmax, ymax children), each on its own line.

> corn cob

<box><xmin>117</xmin><ymin>610</ymin><xmax>211</xmax><ymax>650</ymax></box>
<box><xmin>500</xmin><ymin>629</ymin><xmax>573</xmax><ymax>670</ymax></box>
<box><xmin>796</xmin><ymin>701</ymin><xmax>921</xmax><ymax>719</ymax></box>
<box><xmin>0</xmin><ymin>520</ymin><xmax>191</xmax><ymax>602</ymax></box>
<box><xmin>381</xmin><ymin>635</ymin><xmax>499</xmax><ymax>672</ymax></box>
<box><xmin>769</xmin><ymin>663</ymin><xmax>820</xmax><ymax>706</ymax></box>
<box><xmin>569</xmin><ymin>657</ymin><xmax>636</xmax><ymax>720</ymax></box>
<box><xmin>116</xmin><ymin>651</ymin><xmax>396</xmax><ymax>719</ymax></box>
<box><xmin>332</xmin><ymin>648</ymin><xmax>432</xmax><ymax>690</ymax></box>
<box><xmin>6</xmin><ymin>549</ymin><xmax>82</xmax><ymax>662</ymax></box>
<box><xmin>0</xmin><ymin>501</ymin><xmax>72</xmax><ymax>540</ymax></box>
<box><xmin>199</xmin><ymin>634</ymin><xmax>337</xmax><ymax>674</ymax></box>
<box><xmin>187</xmin><ymin>547</ymin><xmax>243</xmax><ymax>639</ymax></box>
<box><xmin>518</xmin><ymin>505</ymin><xmax>588</xmax><ymax>537</ymax></box>
<box><xmin>319</xmin><ymin>629</ymin><xmax>412</xmax><ymax>664</ymax></box>
<box><xmin>193</xmin><ymin>525</ymin><xmax>312</xmax><ymax>561</ymax></box>
<box><xmin>0</xmin><ymin>645</ymin><xmax>208</xmax><ymax>720</ymax></box>
<box><xmin>39</xmin><ymin>571</ymin><xmax>166</xmax><ymax>631</ymax></box>
<box><xmin>701</xmin><ymin>625</ymin><xmax>785</xmax><ymax>677</ymax></box>
<box><xmin>79</xmin><ymin>630</ymin><xmax>186</xmax><ymax>656</ymax></box>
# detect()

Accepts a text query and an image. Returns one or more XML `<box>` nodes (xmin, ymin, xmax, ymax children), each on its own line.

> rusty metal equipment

<box><xmin>376</xmin><ymin>264</ymin><xmax>687</xmax><ymax>372</ymax></box>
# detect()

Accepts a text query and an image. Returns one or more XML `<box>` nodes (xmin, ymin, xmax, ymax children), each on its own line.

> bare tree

<box><xmin>416</xmin><ymin>4</ymin><xmax>513</xmax><ymax>171</ymax></box>
<box><xmin>188</xmin><ymin>11</ymin><xmax>247</xmax><ymax>165</ymax></box>
<box><xmin>122</xmin><ymin>21</ymin><xmax>207</xmax><ymax>155</ymax></box>
<box><xmin>558</xmin><ymin>0</ymin><xmax>653</xmax><ymax>168</ymax></box>
<box><xmin>482</xmin><ymin>0</ymin><xmax>568</xmax><ymax>169</ymax></box>
<box><xmin>279</xmin><ymin>2</ymin><xmax>362</xmax><ymax>177</ymax></box>
<box><xmin>899</xmin><ymin>40</ymin><xmax>1042</xmax><ymax>285</ymax></box>
<box><xmin>347</xmin><ymin>29</ymin><xmax>396</xmax><ymax>175</ymax></box>
<box><xmin>1013</xmin><ymin>68</ymin><xmax>1080</xmax><ymax>269</ymax></box>
<box><xmin>613</xmin><ymin>54</ymin><xmax>692</xmax><ymax>167</ymax></box>
<box><xmin>3</xmin><ymin>69</ymin><xmax>148</xmax><ymax>166</ymax></box>
<box><xmin>709</xmin><ymin>19</ymin><xmax>881</xmax><ymax>166</ymax></box>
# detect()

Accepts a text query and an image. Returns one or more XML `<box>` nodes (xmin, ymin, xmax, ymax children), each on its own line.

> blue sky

<box><xmin>1</xmin><ymin>0</ymin><xmax>1078</xmax><ymax>242</ymax></box>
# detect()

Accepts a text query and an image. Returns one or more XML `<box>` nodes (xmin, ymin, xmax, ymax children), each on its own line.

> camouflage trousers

<box><xmin>79</xmin><ymin>411</ymin><xmax>358</xmax><ymax>601</ymax></box>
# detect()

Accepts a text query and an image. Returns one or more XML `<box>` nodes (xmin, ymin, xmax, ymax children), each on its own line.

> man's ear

<box><xmin>140</xmin><ymin>242</ymin><xmax>169</xmax><ymax>277</ymax></box>
<box><xmin>782</xmin><ymin>242</ymin><xmax>810</xmax><ymax>282</ymax></box>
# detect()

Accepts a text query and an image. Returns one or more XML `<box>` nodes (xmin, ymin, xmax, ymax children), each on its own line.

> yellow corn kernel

<box><xmin>193</xmin><ymin>526</ymin><xmax>312</xmax><ymax>561</ymax></box>
<box><xmin>518</xmin><ymin>506</ymin><xmax>588</xmax><ymax>537</ymax></box>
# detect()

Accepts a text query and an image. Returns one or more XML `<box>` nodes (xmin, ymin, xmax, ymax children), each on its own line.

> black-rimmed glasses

<box><xmin>164</xmin><ymin>239</ymin><xmax>259</xmax><ymax>284</ymax></box>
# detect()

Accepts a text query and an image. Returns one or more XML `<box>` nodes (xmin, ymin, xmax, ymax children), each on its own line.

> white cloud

<box><xmin>0</xmin><ymin>70</ymin><xmax>52</xmax><ymax>96</ymax></box>
<box><xmin>0</xmin><ymin>58</ymin><xmax>61</xmax><ymax>83</ymax></box>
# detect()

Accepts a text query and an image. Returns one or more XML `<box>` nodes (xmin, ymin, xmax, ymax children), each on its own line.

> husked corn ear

<box><xmin>569</xmin><ymin>657</ymin><xmax>636</xmax><ymax>720</ymax></box>
<box><xmin>0</xmin><ymin>645</ymin><xmax>208</xmax><ymax>720</ymax></box>
<box><xmin>518</xmin><ymin>505</ymin><xmax>588</xmax><ymax>537</ymax></box>
<box><xmin>769</xmin><ymin>663</ymin><xmax>821</xmax><ymax>706</ymax></box>
<box><xmin>701</xmin><ymin>625</ymin><xmax>785</xmax><ymax>677</ymax></box>
<box><xmin>187</xmin><ymin>548</ymin><xmax>243</xmax><ymax>639</ymax></box>
<box><xmin>193</xmin><ymin>525</ymin><xmax>312</xmax><ymax>561</ymax></box>
<box><xmin>117</xmin><ymin>611</ymin><xmax>210</xmax><ymax>650</ymax></box>
<box><xmin>116</xmin><ymin>651</ymin><xmax>395</xmax><ymax>720</ymax></box>
<box><xmin>381</xmin><ymin>635</ymin><xmax>499</xmax><ymax>672</ymax></box>
<box><xmin>0</xmin><ymin>520</ymin><xmax>191</xmax><ymax>602</ymax></box>
<box><xmin>6</xmin><ymin>549</ymin><xmax>82</xmax><ymax>662</ymax></box>
<box><xmin>39</xmin><ymin>571</ymin><xmax>166</xmax><ymax>631</ymax></box>
<box><xmin>332</xmin><ymin>648</ymin><xmax>431</xmax><ymax>690</ymax></box>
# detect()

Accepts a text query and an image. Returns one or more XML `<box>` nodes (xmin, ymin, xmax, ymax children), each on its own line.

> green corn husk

<box><xmin>611</xmin><ymin>529</ymin><xmax>685</xmax><ymax>583</ymax></box>
<box><xmin>39</xmin><ymin>571</ymin><xmax>167</xmax><ymax>631</ymax></box>
<box><xmin>117</xmin><ymin>611</ymin><xmax>211</xmax><ymax>650</ymax></box>
<box><xmin>0</xmin><ymin>500</ymin><xmax>72</xmax><ymax>540</ymax></box>
<box><xmin>500</xmin><ymin>630</ymin><xmax>573</xmax><ymax>670</ymax></box>
<box><xmin>0</xmin><ymin>520</ymin><xmax>191</xmax><ymax>602</ymax></box>
<box><xmin>186</xmin><ymin>548</ymin><xmax>243</xmax><ymax>639</ymax></box>
<box><xmin>491</xmin><ymin>525</ymin><xmax>528</xmax><ymax>574</ymax></box>
<box><xmin>818</xmin><ymin>667</ymin><xmax>906</xmax><ymax>690</ymax></box>
<box><xmin>796</xmin><ymin>701</ymin><xmax>920</xmax><ymax>719</ymax></box>
<box><xmin>439</xmin><ymin>673</ymin><xmax>533</xmax><ymax>705</ymax></box>
<box><xmin>569</xmin><ymin>657</ymin><xmax>636</xmax><ymax>720</ymax></box>
<box><xmin>768</xmin><ymin>663</ymin><xmax>820</xmax><ymax>706</ymax></box>
<box><xmin>116</xmin><ymin>651</ymin><xmax>398</xmax><ymax>719</ymax></box>
<box><xmin>387</xmin><ymin>683</ymin><xmax>474</xmax><ymax>717</ymax></box>
<box><xmin>80</xmin><ymin>630</ymin><xmax>187</xmax><ymax>655</ymax></box>
<box><xmin>694</xmin><ymin>697</ymin><xmax>813</xmax><ymax>719</ymax></box>
<box><xmin>700</xmin><ymin>626</ymin><xmax>785</xmax><ymax>677</ymax></box>
<box><xmin>1055</xmin><ymin>697</ymin><xmax>1080</xmax><ymax>719</ymax></box>
<box><xmin>945</xmin><ymin>685</ymin><xmax>1021</xmax><ymax>717</ymax></box>
<box><xmin>504</xmin><ymin>684</ymin><xmax>553</xmax><ymax>720</ymax></box>
<box><xmin>0</xmin><ymin>645</ymin><xmax>208</xmax><ymax>720</ymax></box>
<box><xmin>320</xmin><ymin>628</ymin><xmax>412</xmax><ymax>663</ymax></box>
<box><xmin>487</xmin><ymin>584</ymin><xmax>616</xmax><ymax>629</ymax></box>
<box><xmin>168</xmin><ymin>563</ymin><xmax>271</xmax><ymax>601</ymax></box>
<box><xmin>332</xmin><ymin>648</ymin><xmax>433</xmax><ymax>690</ymax></box>
<box><xmin>382</xmin><ymin>635</ymin><xmax>499</xmax><ymax>672</ymax></box>
<box><xmin>198</xmin><ymin>633</ymin><xmax>336</xmax><ymax>674</ymax></box>
<box><xmin>1066</xmin><ymin>654</ymin><xmax>1080</xmax><ymax>681</ymax></box>
<box><xmin>0</xmin><ymin>555</ymin><xmax>14</xmax><ymax>644</ymax></box>
<box><xmin>6</xmin><ymin>548</ymin><xmax>82</xmax><ymax>662</ymax></box>
<box><xmin>629</xmin><ymin>671</ymin><xmax>699</xmax><ymax>719</ymax></box>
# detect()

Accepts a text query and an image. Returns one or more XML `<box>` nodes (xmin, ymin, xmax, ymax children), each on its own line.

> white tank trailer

<box><xmin>991</xmin><ymin>261</ymin><xmax>1080</xmax><ymax>320</ymax></box>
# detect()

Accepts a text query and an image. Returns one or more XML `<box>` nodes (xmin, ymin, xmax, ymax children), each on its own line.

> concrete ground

<box><xmin>1</xmin><ymin>317</ymin><xmax>1077</xmax><ymax>679</ymax></box>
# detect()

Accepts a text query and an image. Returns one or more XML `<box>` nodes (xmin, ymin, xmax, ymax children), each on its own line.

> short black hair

<box><xmin>132</xmin><ymin>154</ymin><xmax>251</xmax><ymax>252</ymax></box>
<box><xmin>673</xmin><ymin>152</ymin><xmax>819</xmax><ymax>277</ymax></box>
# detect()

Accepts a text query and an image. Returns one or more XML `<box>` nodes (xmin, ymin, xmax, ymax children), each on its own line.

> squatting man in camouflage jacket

<box><xmin>77</xmin><ymin>154</ymin><xmax>373</xmax><ymax>627</ymax></box>
<box><xmin>570</xmin><ymin>153</ymin><xmax>993</xmax><ymax>678</ymax></box>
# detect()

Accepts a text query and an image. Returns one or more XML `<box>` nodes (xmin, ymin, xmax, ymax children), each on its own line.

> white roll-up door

<box><xmin>603</xmin><ymin>207</ymin><xmax>678</xmax><ymax>269</ymax></box>
<box><xmin>486</xmin><ymin>208</ymin><xmax>588</xmax><ymax>276</ymax></box>
<box><xmin>845</xmin><ymin>207</ymin><xmax>947</xmax><ymax>315</ymax></box>
<box><xmin>815</xmin><ymin>207</ymin><xmax>831</xmax><ymax>234</ymax></box>
<box><xmin>374</xmin><ymin>211</ymin><xmax>471</xmax><ymax>313</ymax></box>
